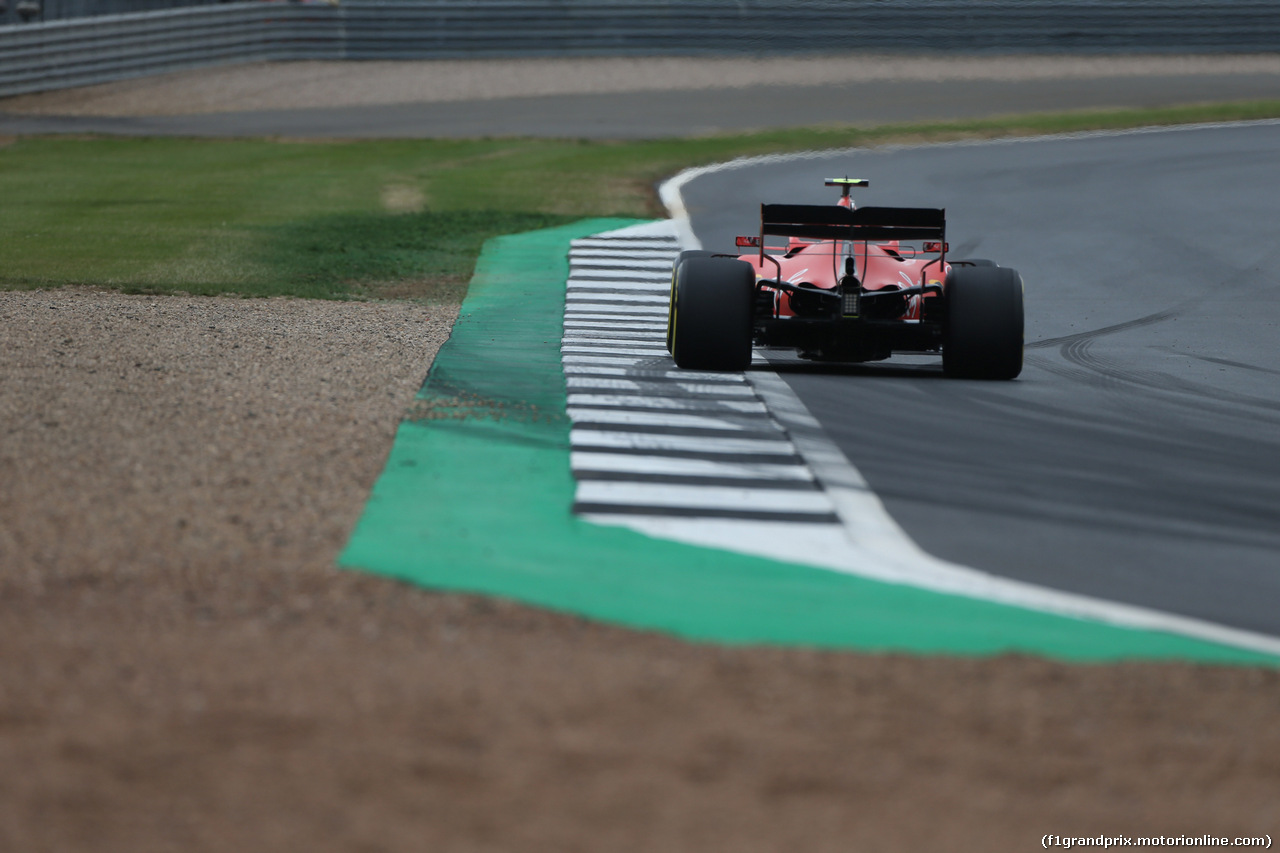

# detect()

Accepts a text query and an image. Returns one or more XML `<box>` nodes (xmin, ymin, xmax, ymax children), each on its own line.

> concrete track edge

<box><xmin>337</xmin><ymin>218</ymin><xmax>1277</xmax><ymax>664</ymax></box>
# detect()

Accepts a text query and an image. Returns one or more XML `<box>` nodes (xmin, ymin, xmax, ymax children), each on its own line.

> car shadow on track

<box><xmin>757</xmin><ymin>353</ymin><xmax>948</xmax><ymax>380</ymax></box>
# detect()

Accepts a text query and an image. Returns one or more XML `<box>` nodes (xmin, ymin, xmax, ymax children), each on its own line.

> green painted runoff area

<box><xmin>339</xmin><ymin>220</ymin><xmax>1276</xmax><ymax>664</ymax></box>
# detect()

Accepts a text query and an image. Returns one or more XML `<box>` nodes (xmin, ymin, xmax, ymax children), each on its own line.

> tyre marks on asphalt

<box><xmin>562</xmin><ymin>223</ymin><xmax>843</xmax><ymax>526</ymax></box>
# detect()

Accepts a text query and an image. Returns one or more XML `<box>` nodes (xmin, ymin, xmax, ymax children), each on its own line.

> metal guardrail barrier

<box><xmin>1</xmin><ymin>0</ymin><xmax>223</xmax><ymax>27</ymax></box>
<box><xmin>0</xmin><ymin>4</ymin><xmax>342</xmax><ymax>95</ymax></box>
<box><xmin>2</xmin><ymin>1</ymin><xmax>1279</xmax><ymax>99</ymax></box>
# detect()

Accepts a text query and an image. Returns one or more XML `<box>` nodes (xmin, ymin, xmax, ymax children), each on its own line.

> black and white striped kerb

<box><xmin>562</xmin><ymin>224</ymin><xmax>843</xmax><ymax>526</ymax></box>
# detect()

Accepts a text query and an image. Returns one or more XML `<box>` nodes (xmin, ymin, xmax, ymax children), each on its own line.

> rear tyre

<box><xmin>667</xmin><ymin>250</ymin><xmax>716</xmax><ymax>353</ymax></box>
<box><xmin>671</xmin><ymin>256</ymin><xmax>755</xmax><ymax>371</ymax></box>
<box><xmin>943</xmin><ymin>265</ymin><xmax>1024</xmax><ymax>380</ymax></box>
<box><xmin>951</xmin><ymin>258</ymin><xmax>997</xmax><ymax>268</ymax></box>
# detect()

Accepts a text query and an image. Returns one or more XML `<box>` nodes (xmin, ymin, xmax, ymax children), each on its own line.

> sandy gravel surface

<box><xmin>6</xmin><ymin>53</ymin><xmax>1280</xmax><ymax>116</ymax></box>
<box><xmin>0</xmin><ymin>289</ymin><xmax>453</xmax><ymax>581</ymax></box>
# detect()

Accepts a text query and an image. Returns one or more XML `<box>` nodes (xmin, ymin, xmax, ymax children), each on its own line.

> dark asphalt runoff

<box><xmin>680</xmin><ymin>121</ymin><xmax>1280</xmax><ymax>638</ymax></box>
<box><xmin>4</xmin><ymin>73</ymin><xmax>1280</xmax><ymax>138</ymax></box>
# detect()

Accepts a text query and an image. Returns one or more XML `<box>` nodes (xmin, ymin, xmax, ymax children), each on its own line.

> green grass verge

<box><xmin>2</xmin><ymin>100</ymin><xmax>1279</xmax><ymax>299</ymax></box>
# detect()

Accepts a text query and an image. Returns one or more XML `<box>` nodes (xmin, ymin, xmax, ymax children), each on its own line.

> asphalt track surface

<box><xmin>678</xmin><ymin>121</ymin><xmax>1280</xmax><ymax>638</ymax></box>
<box><xmin>4</xmin><ymin>73</ymin><xmax>1280</xmax><ymax>138</ymax></box>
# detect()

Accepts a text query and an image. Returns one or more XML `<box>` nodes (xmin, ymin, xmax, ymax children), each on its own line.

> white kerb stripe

<box><xmin>571</xmin><ymin>258</ymin><xmax>673</xmax><ymax>270</ymax></box>
<box><xmin>576</xmin><ymin>481</ymin><xmax>834</xmax><ymax>513</ymax></box>
<box><xmin>573</xmin><ymin>452</ymin><xmax>814</xmax><ymax>481</ymax></box>
<box><xmin>572</xmin><ymin>240</ymin><xmax>678</xmax><ymax>251</ymax></box>
<box><xmin>571</xmin><ymin>429</ymin><xmax>797</xmax><ymax>455</ymax></box>
<box><xmin>561</xmin><ymin>347</ymin><xmax>669</xmax><ymax>357</ymax></box>
<box><xmin>567</xmin><ymin>408</ymin><xmax>776</xmax><ymax>430</ymax></box>
<box><xmin>568</xmin><ymin>280</ymin><xmax>670</xmax><ymax>292</ymax></box>
<box><xmin>566</xmin><ymin>377</ymin><xmax>758</xmax><ymax>395</ymax></box>
<box><xmin>565</xmin><ymin>305</ymin><xmax>668</xmax><ymax>315</ymax></box>
<box><xmin>568</xmin><ymin>394</ymin><xmax>766</xmax><ymax>412</ymax></box>
<box><xmin>566</xmin><ymin>301</ymin><xmax>668</xmax><ymax>309</ymax></box>
<box><xmin>566</xmin><ymin>294</ymin><xmax>669</xmax><ymax>304</ymax></box>
<box><xmin>562</xmin><ymin>323</ymin><xmax>667</xmax><ymax>332</ymax></box>
<box><xmin>567</xmin><ymin>268</ymin><xmax>671</xmax><ymax>280</ymax></box>
<box><xmin>562</xmin><ymin>356</ymin><xmax>673</xmax><ymax>368</ymax></box>
<box><xmin>562</xmin><ymin>365</ymin><xmax>748</xmax><ymax>381</ymax></box>
<box><xmin>562</xmin><ymin>335</ymin><xmax>667</xmax><ymax>345</ymax></box>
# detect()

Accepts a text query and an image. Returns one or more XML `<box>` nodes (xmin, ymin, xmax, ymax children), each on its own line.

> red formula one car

<box><xmin>666</xmin><ymin>178</ymin><xmax>1024</xmax><ymax>379</ymax></box>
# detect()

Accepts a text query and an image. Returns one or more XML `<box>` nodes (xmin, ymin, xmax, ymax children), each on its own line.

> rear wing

<box><xmin>741</xmin><ymin>203</ymin><xmax>948</xmax><ymax>287</ymax></box>
<box><xmin>760</xmin><ymin>204</ymin><xmax>945</xmax><ymax>243</ymax></box>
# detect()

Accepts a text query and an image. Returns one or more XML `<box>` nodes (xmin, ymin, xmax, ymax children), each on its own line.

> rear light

<box><xmin>923</xmin><ymin>241</ymin><xmax>949</xmax><ymax>253</ymax></box>
<box><xmin>841</xmin><ymin>287</ymin><xmax>860</xmax><ymax>318</ymax></box>
<box><xmin>736</xmin><ymin>235</ymin><xmax>762</xmax><ymax>248</ymax></box>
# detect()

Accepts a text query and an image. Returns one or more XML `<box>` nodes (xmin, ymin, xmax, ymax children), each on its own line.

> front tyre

<box><xmin>670</xmin><ymin>256</ymin><xmax>755</xmax><ymax>372</ymax></box>
<box><xmin>943</xmin><ymin>265</ymin><xmax>1024</xmax><ymax>380</ymax></box>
